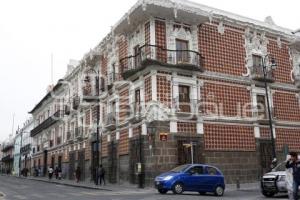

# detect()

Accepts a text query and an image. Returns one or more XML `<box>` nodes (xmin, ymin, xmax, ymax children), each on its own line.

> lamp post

<box><xmin>261</xmin><ymin>54</ymin><xmax>277</xmax><ymax>167</ymax></box>
<box><xmin>84</xmin><ymin>68</ymin><xmax>100</xmax><ymax>184</ymax></box>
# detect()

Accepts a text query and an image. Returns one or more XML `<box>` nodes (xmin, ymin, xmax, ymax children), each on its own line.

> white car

<box><xmin>261</xmin><ymin>162</ymin><xmax>299</xmax><ymax>197</ymax></box>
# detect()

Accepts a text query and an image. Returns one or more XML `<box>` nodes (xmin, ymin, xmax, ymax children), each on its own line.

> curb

<box><xmin>18</xmin><ymin>176</ymin><xmax>112</xmax><ymax>191</ymax></box>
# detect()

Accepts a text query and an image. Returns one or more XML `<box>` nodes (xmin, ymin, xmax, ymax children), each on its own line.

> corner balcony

<box><xmin>128</xmin><ymin>102</ymin><xmax>143</xmax><ymax>122</ymax></box>
<box><xmin>74</xmin><ymin>126</ymin><xmax>84</xmax><ymax>141</ymax></box>
<box><xmin>105</xmin><ymin>112</ymin><xmax>117</xmax><ymax>130</ymax></box>
<box><xmin>30</xmin><ymin>110</ymin><xmax>63</xmax><ymax>137</ymax></box>
<box><xmin>82</xmin><ymin>86</ymin><xmax>99</xmax><ymax>102</ymax></box>
<box><xmin>251</xmin><ymin>65</ymin><xmax>274</xmax><ymax>83</ymax></box>
<box><xmin>120</xmin><ymin>44</ymin><xmax>204</xmax><ymax>79</ymax></box>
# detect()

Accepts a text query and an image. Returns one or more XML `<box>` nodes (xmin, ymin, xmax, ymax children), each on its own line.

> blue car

<box><xmin>154</xmin><ymin>164</ymin><xmax>225</xmax><ymax>196</ymax></box>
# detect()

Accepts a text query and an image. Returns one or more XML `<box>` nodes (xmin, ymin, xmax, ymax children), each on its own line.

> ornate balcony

<box><xmin>105</xmin><ymin>112</ymin><xmax>117</xmax><ymax>130</ymax></box>
<box><xmin>75</xmin><ymin>126</ymin><xmax>84</xmax><ymax>140</ymax></box>
<box><xmin>119</xmin><ymin>44</ymin><xmax>204</xmax><ymax>79</ymax></box>
<box><xmin>30</xmin><ymin>110</ymin><xmax>63</xmax><ymax>137</ymax></box>
<box><xmin>251</xmin><ymin>65</ymin><xmax>274</xmax><ymax>83</ymax></box>
<box><xmin>129</xmin><ymin>102</ymin><xmax>142</xmax><ymax>122</ymax></box>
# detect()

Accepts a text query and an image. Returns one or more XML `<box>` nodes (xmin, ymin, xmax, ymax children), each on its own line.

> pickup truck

<box><xmin>261</xmin><ymin>161</ymin><xmax>299</xmax><ymax>197</ymax></box>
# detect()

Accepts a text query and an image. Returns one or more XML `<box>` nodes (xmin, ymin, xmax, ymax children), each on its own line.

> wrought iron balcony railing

<box><xmin>30</xmin><ymin>110</ymin><xmax>63</xmax><ymax>137</ymax></box>
<box><xmin>105</xmin><ymin>112</ymin><xmax>117</xmax><ymax>130</ymax></box>
<box><xmin>75</xmin><ymin>126</ymin><xmax>84</xmax><ymax>139</ymax></box>
<box><xmin>119</xmin><ymin>44</ymin><xmax>203</xmax><ymax>79</ymax></box>
<box><xmin>251</xmin><ymin>65</ymin><xmax>274</xmax><ymax>82</ymax></box>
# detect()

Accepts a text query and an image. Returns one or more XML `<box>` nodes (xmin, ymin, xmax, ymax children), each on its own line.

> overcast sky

<box><xmin>0</xmin><ymin>0</ymin><xmax>299</xmax><ymax>142</ymax></box>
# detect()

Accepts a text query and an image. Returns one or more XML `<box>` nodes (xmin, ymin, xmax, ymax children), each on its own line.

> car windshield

<box><xmin>170</xmin><ymin>164</ymin><xmax>190</xmax><ymax>173</ymax></box>
<box><xmin>272</xmin><ymin>162</ymin><xmax>286</xmax><ymax>172</ymax></box>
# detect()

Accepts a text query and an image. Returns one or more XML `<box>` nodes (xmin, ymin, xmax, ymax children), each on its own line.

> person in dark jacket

<box><xmin>75</xmin><ymin>166</ymin><xmax>81</xmax><ymax>183</ymax></box>
<box><xmin>98</xmin><ymin>165</ymin><xmax>105</xmax><ymax>186</ymax></box>
<box><xmin>286</xmin><ymin>152</ymin><xmax>300</xmax><ymax>200</ymax></box>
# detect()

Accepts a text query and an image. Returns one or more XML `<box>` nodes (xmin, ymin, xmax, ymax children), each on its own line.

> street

<box><xmin>0</xmin><ymin>176</ymin><xmax>289</xmax><ymax>200</ymax></box>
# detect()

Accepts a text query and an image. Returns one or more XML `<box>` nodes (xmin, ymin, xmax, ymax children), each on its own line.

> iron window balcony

<box><xmin>30</xmin><ymin>110</ymin><xmax>63</xmax><ymax>137</ymax></box>
<box><xmin>251</xmin><ymin>65</ymin><xmax>275</xmax><ymax>83</ymax></box>
<box><xmin>119</xmin><ymin>44</ymin><xmax>204</xmax><ymax>79</ymax></box>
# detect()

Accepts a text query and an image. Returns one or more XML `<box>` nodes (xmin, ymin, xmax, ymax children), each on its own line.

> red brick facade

<box><xmin>155</xmin><ymin>20</ymin><xmax>167</xmax><ymax>62</ymax></box>
<box><xmin>268</xmin><ymin>40</ymin><xmax>293</xmax><ymax>84</ymax></box>
<box><xmin>201</xmin><ymin>82</ymin><xmax>252</xmax><ymax>117</ymax></box>
<box><xmin>276</xmin><ymin>128</ymin><xmax>300</xmax><ymax>151</ymax></box>
<box><xmin>157</xmin><ymin>75</ymin><xmax>171</xmax><ymax>108</ymax></box>
<box><xmin>198</xmin><ymin>24</ymin><xmax>246</xmax><ymax>76</ymax></box>
<box><xmin>119</xmin><ymin>88</ymin><xmax>129</xmax><ymax>123</ymax></box>
<box><xmin>144</xmin><ymin>76</ymin><xmax>152</xmax><ymax>103</ymax></box>
<box><xmin>204</xmin><ymin>124</ymin><xmax>256</xmax><ymax>151</ymax></box>
<box><xmin>119</xmin><ymin>130</ymin><xmax>129</xmax><ymax>155</ymax></box>
<box><xmin>177</xmin><ymin>122</ymin><xmax>197</xmax><ymax>134</ymax></box>
<box><xmin>273</xmin><ymin>90</ymin><xmax>300</xmax><ymax>121</ymax></box>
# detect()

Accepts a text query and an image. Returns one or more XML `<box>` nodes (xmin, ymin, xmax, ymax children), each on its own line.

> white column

<box><xmin>170</xmin><ymin>121</ymin><xmax>177</xmax><ymax>133</ymax></box>
<box><xmin>116</xmin><ymin>131</ymin><xmax>120</xmax><ymax>140</ymax></box>
<box><xmin>151</xmin><ymin>71</ymin><xmax>157</xmax><ymax>101</ymax></box>
<box><xmin>142</xmin><ymin>122</ymin><xmax>147</xmax><ymax>135</ymax></box>
<box><xmin>196</xmin><ymin>121</ymin><xmax>204</xmax><ymax>134</ymax></box>
<box><xmin>129</xmin><ymin>125</ymin><xmax>133</xmax><ymax>138</ymax></box>
<box><xmin>254</xmin><ymin>125</ymin><xmax>260</xmax><ymax>138</ymax></box>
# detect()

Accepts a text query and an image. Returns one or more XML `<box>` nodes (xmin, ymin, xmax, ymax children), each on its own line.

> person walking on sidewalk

<box><xmin>48</xmin><ymin>166</ymin><xmax>54</xmax><ymax>180</ymax></box>
<box><xmin>98</xmin><ymin>165</ymin><xmax>105</xmax><ymax>186</ymax></box>
<box><xmin>54</xmin><ymin>166</ymin><xmax>59</xmax><ymax>179</ymax></box>
<box><xmin>75</xmin><ymin>166</ymin><xmax>81</xmax><ymax>183</ymax></box>
<box><xmin>286</xmin><ymin>152</ymin><xmax>300</xmax><ymax>200</ymax></box>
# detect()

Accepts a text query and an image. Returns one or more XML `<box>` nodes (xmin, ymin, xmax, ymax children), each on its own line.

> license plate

<box><xmin>264</xmin><ymin>182</ymin><xmax>274</xmax><ymax>187</ymax></box>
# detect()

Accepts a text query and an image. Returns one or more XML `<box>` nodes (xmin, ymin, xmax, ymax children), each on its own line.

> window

<box><xmin>252</xmin><ymin>55</ymin><xmax>262</xmax><ymax>68</ymax></box>
<box><xmin>179</xmin><ymin>85</ymin><xmax>190</xmax><ymax>112</ymax></box>
<box><xmin>206</xmin><ymin>167</ymin><xmax>218</xmax><ymax>175</ymax></box>
<box><xmin>176</xmin><ymin>39</ymin><xmax>189</xmax><ymax>63</ymax></box>
<box><xmin>257</xmin><ymin>95</ymin><xmax>267</xmax><ymax>119</ymax></box>
<box><xmin>188</xmin><ymin>166</ymin><xmax>204</xmax><ymax>175</ymax></box>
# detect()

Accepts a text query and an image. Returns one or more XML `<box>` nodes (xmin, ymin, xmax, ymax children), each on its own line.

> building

<box><xmin>29</xmin><ymin>0</ymin><xmax>300</xmax><ymax>185</ymax></box>
<box><xmin>1</xmin><ymin>136</ymin><xmax>14</xmax><ymax>174</ymax></box>
<box><xmin>13</xmin><ymin>131</ymin><xmax>22</xmax><ymax>176</ymax></box>
<box><xmin>0</xmin><ymin>143</ymin><xmax>3</xmax><ymax>173</ymax></box>
<box><xmin>19</xmin><ymin>118</ymin><xmax>34</xmax><ymax>175</ymax></box>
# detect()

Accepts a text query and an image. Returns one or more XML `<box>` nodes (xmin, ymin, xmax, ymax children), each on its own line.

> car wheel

<box><xmin>172</xmin><ymin>183</ymin><xmax>184</xmax><ymax>194</ymax></box>
<box><xmin>214</xmin><ymin>186</ymin><xmax>224</xmax><ymax>196</ymax></box>
<box><xmin>262</xmin><ymin>190</ymin><xmax>275</xmax><ymax>197</ymax></box>
<box><xmin>199</xmin><ymin>192</ymin><xmax>206</xmax><ymax>195</ymax></box>
<box><xmin>158</xmin><ymin>189</ymin><xmax>168</xmax><ymax>194</ymax></box>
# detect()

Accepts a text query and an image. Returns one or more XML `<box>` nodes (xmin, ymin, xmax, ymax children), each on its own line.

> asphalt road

<box><xmin>0</xmin><ymin>176</ymin><xmax>289</xmax><ymax>200</ymax></box>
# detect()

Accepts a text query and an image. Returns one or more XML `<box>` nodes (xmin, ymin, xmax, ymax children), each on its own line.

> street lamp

<box><xmin>261</xmin><ymin>54</ymin><xmax>277</xmax><ymax>167</ymax></box>
<box><xmin>83</xmin><ymin>67</ymin><xmax>101</xmax><ymax>184</ymax></box>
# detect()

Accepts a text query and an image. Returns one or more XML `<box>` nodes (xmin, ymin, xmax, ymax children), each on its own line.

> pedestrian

<box><xmin>98</xmin><ymin>164</ymin><xmax>105</xmax><ymax>186</ymax></box>
<box><xmin>286</xmin><ymin>152</ymin><xmax>300</xmax><ymax>200</ymax></box>
<box><xmin>75</xmin><ymin>166</ymin><xmax>81</xmax><ymax>183</ymax></box>
<box><xmin>54</xmin><ymin>166</ymin><xmax>59</xmax><ymax>179</ymax></box>
<box><xmin>48</xmin><ymin>166</ymin><xmax>54</xmax><ymax>180</ymax></box>
<box><xmin>58</xmin><ymin>167</ymin><xmax>62</xmax><ymax>180</ymax></box>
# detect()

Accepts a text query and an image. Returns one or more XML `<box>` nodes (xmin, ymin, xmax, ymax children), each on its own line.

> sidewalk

<box><xmin>19</xmin><ymin>175</ymin><xmax>155</xmax><ymax>192</ymax></box>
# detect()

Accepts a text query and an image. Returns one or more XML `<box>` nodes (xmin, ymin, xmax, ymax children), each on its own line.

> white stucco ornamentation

<box><xmin>290</xmin><ymin>49</ymin><xmax>300</xmax><ymax>81</ymax></box>
<box><xmin>277</xmin><ymin>37</ymin><xmax>282</xmax><ymax>49</ymax></box>
<box><xmin>145</xmin><ymin>102</ymin><xmax>170</xmax><ymax>122</ymax></box>
<box><xmin>243</xmin><ymin>28</ymin><xmax>269</xmax><ymax>77</ymax></box>
<box><xmin>217</xmin><ymin>21</ymin><xmax>225</xmax><ymax>35</ymax></box>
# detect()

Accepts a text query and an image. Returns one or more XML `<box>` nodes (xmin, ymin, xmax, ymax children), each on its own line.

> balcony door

<box><xmin>179</xmin><ymin>85</ymin><xmax>190</xmax><ymax>112</ymax></box>
<box><xmin>176</xmin><ymin>39</ymin><xmax>189</xmax><ymax>64</ymax></box>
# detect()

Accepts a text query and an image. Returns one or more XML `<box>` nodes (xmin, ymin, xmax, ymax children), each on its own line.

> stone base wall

<box><xmin>204</xmin><ymin>151</ymin><xmax>260</xmax><ymax>184</ymax></box>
